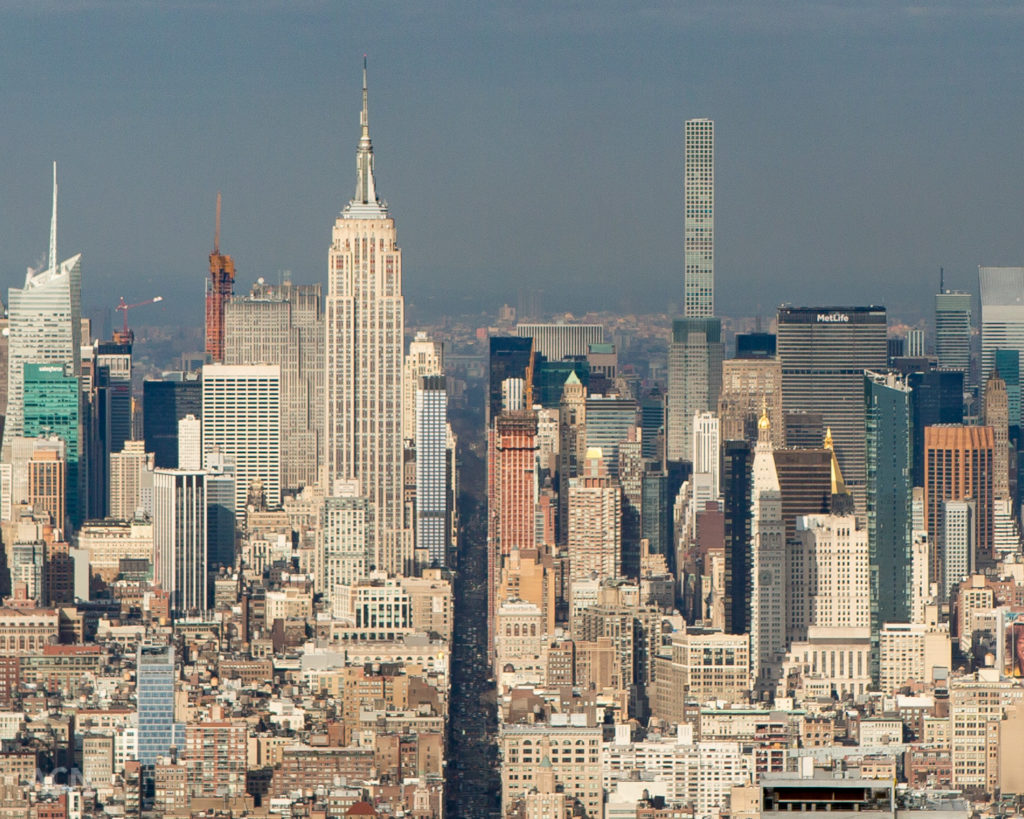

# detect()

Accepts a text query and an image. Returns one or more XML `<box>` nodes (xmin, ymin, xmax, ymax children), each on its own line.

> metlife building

<box><xmin>777</xmin><ymin>306</ymin><xmax>888</xmax><ymax>510</ymax></box>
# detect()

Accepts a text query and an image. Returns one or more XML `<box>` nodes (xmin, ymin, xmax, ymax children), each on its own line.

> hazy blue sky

<box><xmin>1</xmin><ymin>1</ymin><xmax>1022</xmax><ymax>325</ymax></box>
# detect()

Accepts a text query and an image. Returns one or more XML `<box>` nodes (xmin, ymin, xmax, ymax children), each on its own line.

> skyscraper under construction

<box><xmin>205</xmin><ymin>193</ymin><xmax>235</xmax><ymax>363</ymax></box>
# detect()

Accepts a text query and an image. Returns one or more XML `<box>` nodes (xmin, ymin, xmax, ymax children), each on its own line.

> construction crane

<box><xmin>206</xmin><ymin>192</ymin><xmax>235</xmax><ymax>362</ymax></box>
<box><xmin>114</xmin><ymin>295</ymin><xmax>163</xmax><ymax>345</ymax></box>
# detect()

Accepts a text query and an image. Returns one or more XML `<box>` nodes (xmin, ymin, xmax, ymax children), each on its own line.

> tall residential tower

<box><xmin>325</xmin><ymin>61</ymin><xmax>409</xmax><ymax>574</ymax></box>
<box><xmin>669</xmin><ymin>120</ymin><xmax>721</xmax><ymax>462</ymax></box>
<box><xmin>683</xmin><ymin>119</ymin><xmax>714</xmax><ymax>317</ymax></box>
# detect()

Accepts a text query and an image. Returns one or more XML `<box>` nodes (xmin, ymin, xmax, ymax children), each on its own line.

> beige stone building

<box><xmin>0</xmin><ymin>606</ymin><xmax>58</xmax><ymax>654</ymax></box>
<box><xmin>652</xmin><ymin>629</ymin><xmax>750</xmax><ymax>722</ymax></box>
<box><xmin>495</xmin><ymin>599</ymin><xmax>546</xmax><ymax>692</ymax></box>
<box><xmin>950</xmin><ymin>668</ymin><xmax>1024</xmax><ymax>793</ymax></box>
<box><xmin>718</xmin><ymin>357</ymin><xmax>783</xmax><ymax>447</ymax></box>
<box><xmin>500</xmin><ymin>719</ymin><xmax>603</xmax><ymax>819</ymax></box>
<box><xmin>108</xmin><ymin>440</ymin><xmax>153</xmax><ymax>520</ymax></box>
<box><xmin>789</xmin><ymin>515</ymin><xmax>869</xmax><ymax>642</ymax></box>
<box><xmin>74</xmin><ymin>519</ymin><xmax>153</xmax><ymax>584</ymax></box>
<box><xmin>498</xmin><ymin>546</ymin><xmax>558</xmax><ymax>637</ymax></box>
<box><xmin>322</xmin><ymin>572</ymin><xmax>453</xmax><ymax>642</ymax></box>
<box><xmin>567</xmin><ymin>450</ymin><xmax>621</xmax><ymax>582</ymax></box>
<box><xmin>879</xmin><ymin>621</ymin><xmax>951</xmax><ymax>694</ymax></box>
<box><xmin>778</xmin><ymin>627</ymin><xmax>872</xmax><ymax>701</ymax></box>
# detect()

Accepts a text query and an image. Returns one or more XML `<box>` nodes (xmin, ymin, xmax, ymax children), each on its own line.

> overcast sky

<box><xmin>1</xmin><ymin>1</ymin><xmax>1022</xmax><ymax>325</ymax></box>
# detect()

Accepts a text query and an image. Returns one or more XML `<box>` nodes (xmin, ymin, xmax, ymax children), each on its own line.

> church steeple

<box><xmin>354</xmin><ymin>56</ymin><xmax>379</xmax><ymax>206</ymax></box>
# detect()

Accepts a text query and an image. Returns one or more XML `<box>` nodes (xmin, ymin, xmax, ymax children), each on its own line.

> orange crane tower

<box><xmin>205</xmin><ymin>192</ymin><xmax>235</xmax><ymax>362</ymax></box>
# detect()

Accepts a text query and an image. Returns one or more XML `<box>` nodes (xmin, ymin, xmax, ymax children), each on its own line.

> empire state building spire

<box><xmin>354</xmin><ymin>56</ymin><xmax>379</xmax><ymax>207</ymax></box>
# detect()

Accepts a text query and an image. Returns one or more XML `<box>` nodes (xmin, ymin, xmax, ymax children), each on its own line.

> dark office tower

<box><xmin>995</xmin><ymin>349</ymin><xmax>1021</xmax><ymax>434</ymax></box>
<box><xmin>205</xmin><ymin>452</ymin><xmax>236</xmax><ymax>572</ymax></box>
<box><xmin>721</xmin><ymin>440</ymin><xmax>751</xmax><ymax>635</ymax></box>
<box><xmin>488</xmin><ymin>336</ymin><xmax>535</xmax><ymax>423</ymax></box>
<box><xmin>641</xmin><ymin>462</ymin><xmax>688</xmax><ymax>577</ymax></box>
<box><xmin>143</xmin><ymin>376</ymin><xmax>202</xmax><ymax>468</ymax></box>
<box><xmin>639</xmin><ymin>389</ymin><xmax>665</xmax><ymax>462</ymax></box>
<box><xmin>641</xmin><ymin>471</ymin><xmax>671</xmax><ymax>563</ymax></box>
<box><xmin>935</xmin><ymin>290</ymin><xmax>972</xmax><ymax>376</ymax></box>
<box><xmin>907</xmin><ymin>370</ymin><xmax>964</xmax><ymax>487</ymax></box>
<box><xmin>772</xmin><ymin>448</ymin><xmax>833</xmax><ymax>548</ymax></box>
<box><xmin>96</xmin><ymin>342</ymin><xmax>133</xmax><ymax>454</ymax></box>
<box><xmin>865</xmin><ymin>372</ymin><xmax>913</xmax><ymax>645</ymax></box>
<box><xmin>86</xmin><ymin>341</ymin><xmax>133</xmax><ymax>518</ymax></box>
<box><xmin>533</xmin><ymin>358</ymin><xmax>589</xmax><ymax>408</ymax></box>
<box><xmin>618</xmin><ymin>437</ymin><xmax>644</xmax><ymax>578</ymax></box>
<box><xmin>777</xmin><ymin>306</ymin><xmax>887</xmax><ymax>507</ymax></box>
<box><xmin>890</xmin><ymin>355</ymin><xmax>937</xmax><ymax>377</ymax></box>
<box><xmin>735</xmin><ymin>332</ymin><xmax>776</xmax><ymax>359</ymax></box>
<box><xmin>887</xmin><ymin>337</ymin><xmax>905</xmax><ymax>364</ymax></box>
<box><xmin>783</xmin><ymin>411</ymin><xmax>824</xmax><ymax>449</ymax></box>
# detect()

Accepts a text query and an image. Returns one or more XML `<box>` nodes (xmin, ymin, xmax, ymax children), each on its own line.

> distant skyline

<box><xmin>2</xmin><ymin>1</ymin><xmax>1023</xmax><ymax>326</ymax></box>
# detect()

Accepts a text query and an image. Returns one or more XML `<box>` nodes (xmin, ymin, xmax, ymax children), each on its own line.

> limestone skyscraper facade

<box><xmin>325</xmin><ymin>62</ymin><xmax>409</xmax><ymax>575</ymax></box>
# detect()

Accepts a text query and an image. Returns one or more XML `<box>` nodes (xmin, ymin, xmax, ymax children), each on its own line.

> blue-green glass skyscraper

<box><xmin>23</xmin><ymin>362</ymin><xmax>81</xmax><ymax>528</ymax></box>
<box><xmin>865</xmin><ymin>371</ymin><xmax>913</xmax><ymax>679</ymax></box>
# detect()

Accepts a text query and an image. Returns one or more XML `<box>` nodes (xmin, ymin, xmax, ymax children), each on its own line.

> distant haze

<box><xmin>1</xmin><ymin>1</ymin><xmax>1022</xmax><ymax>325</ymax></box>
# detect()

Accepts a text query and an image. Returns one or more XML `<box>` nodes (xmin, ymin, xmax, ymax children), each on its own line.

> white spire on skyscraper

<box><xmin>49</xmin><ymin>161</ymin><xmax>58</xmax><ymax>276</ymax></box>
<box><xmin>4</xmin><ymin>165</ymin><xmax>83</xmax><ymax>450</ymax></box>
<box><xmin>355</xmin><ymin>56</ymin><xmax>379</xmax><ymax>207</ymax></box>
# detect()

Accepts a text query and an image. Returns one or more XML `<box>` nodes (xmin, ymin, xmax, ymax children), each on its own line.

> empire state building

<box><xmin>325</xmin><ymin>61</ymin><xmax>410</xmax><ymax>576</ymax></box>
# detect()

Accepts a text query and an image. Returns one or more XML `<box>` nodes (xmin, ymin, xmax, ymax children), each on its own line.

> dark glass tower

<box><xmin>722</xmin><ymin>440</ymin><xmax>751</xmax><ymax>635</ymax></box>
<box><xmin>907</xmin><ymin>369</ymin><xmax>963</xmax><ymax>487</ymax></box>
<box><xmin>865</xmin><ymin>371</ymin><xmax>913</xmax><ymax>653</ymax></box>
<box><xmin>735</xmin><ymin>332</ymin><xmax>776</xmax><ymax>359</ymax></box>
<box><xmin>488</xmin><ymin>336</ymin><xmax>535</xmax><ymax>422</ymax></box>
<box><xmin>142</xmin><ymin>377</ymin><xmax>202</xmax><ymax>468</ymax></box>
